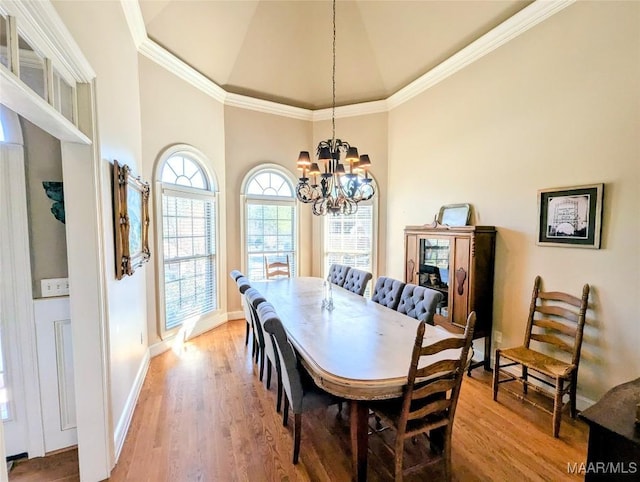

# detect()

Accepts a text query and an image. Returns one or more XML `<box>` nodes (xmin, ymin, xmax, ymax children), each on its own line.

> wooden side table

<box><xmin>579</xmin><ymin>378</ymin><xmax>640</xmax><ymax>481</ymax></box>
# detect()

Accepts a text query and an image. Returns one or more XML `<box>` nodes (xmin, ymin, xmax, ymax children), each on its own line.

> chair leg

<box><xmin>283</xmin><ymin>397</ymin><xmax>289</xmax><ymax>427</ymax></box>
<box><xmin>570</xmin><ymin>373</ymin><xmax>578</xmax><ymax>418</ymax></box>
<box><xmin>522</xmin><ymin>366</ymin><xmax>528</xmax><ymax>395</ymax></box>
<box><xmin>276</xmin><ymin>373</ymin><xmax>283</xmax><ymax>413</ymax></box>
<box><xmin>259</xmin><ymin>351</ymin><xmax>265</xmax><ymax>381</ymax></box>
<box><xmin>266</xmin><ymin>359</ymin><xmax>272</xmax><ymax>389</ymax></box>
<box><xmin>245</xmin><ymin>321</ymin><xmax>250</xmax><ymax>345</ymax></box>
<box><xmin>553</xmin><ymin>377</ymin><xmax>563</xmax><ymax>438</ymax></box>
<box><xmin>443</xmin><ymin>429</ymin><xmax>453</xmax><ymax>482</ymax></box>
<box><xmin>293</xmin><ymin>413</ymin><xmax>302</xmax><ymax>465</ymax></box>
<box><xmin>492</xmin><ymin>349</ymin><xmax>501</xmax><ymax>401</ymax></box>
<box><xmin>394</xmin><ymin>436</ymin><xmax>404</xmax><ymax>482</ymax></box>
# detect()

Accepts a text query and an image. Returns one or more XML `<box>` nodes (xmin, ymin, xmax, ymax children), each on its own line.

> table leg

<box><xmin>350</xmin><ymin>400</ymin><xmax>368</xmax><ymax>482</ymax></box>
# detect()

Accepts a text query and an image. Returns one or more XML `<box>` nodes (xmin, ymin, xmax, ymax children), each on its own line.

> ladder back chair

<box><xmin>342</xmin><ymin>268</ymin><xmax>373</xmax><ymax>296</ymax></box>
<box><xmin>493</xmin><ymin>276</ymin><xmax>590</xmax><ymax>437</ymax></box>
<box><xmin>259</xmin><ymin>302</ymin><xmax>341</xmax><ymax>464</ymax></box>
<box><xmin>371</xmin><ymin>276</ymin><xmax>406</xmax><ymax>310</ymax></box>
<box><xmin>369</xmin><ymin>312</ymin><xmax>476</xmax><ymax>481</ymax></box>
<box><xmin>327</xmin><ymin>264</ymin><xmax>351</xmax><ymax>287</ymax></box>
<box><xmin>264</xmin><ymin>255</ymin><xmax>291</xmax><ymax>279</ymax></box>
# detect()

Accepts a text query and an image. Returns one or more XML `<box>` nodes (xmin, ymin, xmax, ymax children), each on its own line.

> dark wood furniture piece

<box><xmin>404</xmin><ymin>224</ymin><xmax>496</xmax><ymax>371</ymax></box>
<box><xmin>580</xmin><ymin>378</ymin><xmax>640</xmax><ymax>481</ymax></box>
<box><xmin>493</xmin><ymin>276</ymin><xmax>590</xmax><ymax>437</ymax></box>
<box><xmin>369</xmin><ymin>312</ymin><xmax>476</xmax><ymax>481</ymax></box>
<box><xmin>251</xmin><ymin>277</ymin><xmax>466</xmax><ymax>482</ymax></box>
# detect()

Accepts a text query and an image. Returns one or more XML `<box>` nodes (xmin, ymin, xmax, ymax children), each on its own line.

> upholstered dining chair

<box><xmin>244</xmin><ymin>288</ymin><xmax>284</xmax><ymax>406</ymax></box>
<box><xmin>493</xmin><ymin>276</ymin><xmax>590</xmax><ymax>438</ymax></box>
<box><xmin>327</xmin><ymin>264</ymin><xmax>351</xmax><ymax>287</ymax></box>
<box><xmin>259</xmin><ymin>301</ymin><xmax>341</xmax><ymax>464</ymax></box>
<box><xmin>264</xmin><ymin>255</ymin><xmax>291</xmax><ymax>279</ymax></box>
<box><xmin>396</xmin><ymin>284</ymin><xmax>443</xmax><ymax>325</ymax></box>
<box><xmin>231</xmin><ymin>273</ymin><xmax>252</xmax><ymax>345</ymax></box>
<box><xmin>371</xmin><ymin>277</ymin><xmax>406</xmax><ymax>310</ymax></box>
<box><xmin>342</xmin><ymin>268</ymin><xmax>373</xmax><ymax>296</ymax></box>
<box><xmin>369</xmin><ymin>312</ymin><xmax>476</xmax><ymax>482</ymax></box>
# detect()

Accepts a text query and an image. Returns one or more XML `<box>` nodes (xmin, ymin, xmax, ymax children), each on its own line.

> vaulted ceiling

<box><xmin>139</xmin><ymin>0</ymin><xmax>532</xmax><ymax>110</ymax></box>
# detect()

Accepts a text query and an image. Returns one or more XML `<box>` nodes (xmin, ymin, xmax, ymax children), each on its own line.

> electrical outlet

<box><xmin>494</xmin><ymin>330</ymin><xmax>502</xmax><ymax>344</ymax></box>
<box><xmin>41</xmin><ymin>278</ymin><xmax>70</xmax><ymax>297</ymax></box>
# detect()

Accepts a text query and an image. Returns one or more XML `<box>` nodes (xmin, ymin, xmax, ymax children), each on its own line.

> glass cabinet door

<box><xmin>418</xmin><ymin>237</ymin><xmax>450</xmax><ymax>316</ymax></box>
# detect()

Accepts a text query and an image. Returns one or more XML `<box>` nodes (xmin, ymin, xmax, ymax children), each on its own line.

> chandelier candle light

<box><xmin>295</xmin><ymin>0</ymin><xmax>375</xmax><ymax>216</ymax></box>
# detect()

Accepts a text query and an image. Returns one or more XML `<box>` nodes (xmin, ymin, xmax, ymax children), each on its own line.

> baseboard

<box><xmin>113</xmin><ymin>349</ymin><xmax>150</xmax><ymax>462</ymax></box>
<box><xmin>149</xmin><ymin>313</ymin><xmax>236</xmax><ymax>358</ymax></box>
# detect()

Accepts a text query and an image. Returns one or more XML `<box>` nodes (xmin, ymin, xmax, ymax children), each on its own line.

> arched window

<box><xmin>242</xmin><ymin>165</ymin><xmax>297</xmax><ymax>281</ymax></box>
<box><xmin>323</xmin><ymin>178</ymin><xmax>378</xmax><ymax>295</ymax></box>
<box><xmin>156</xmin><ymin>146</ymin><xmax>218</xmax><ymax>334</ymax></box>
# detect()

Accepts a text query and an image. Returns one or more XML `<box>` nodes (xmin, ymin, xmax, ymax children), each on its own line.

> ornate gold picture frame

<box><xmin>113</xmin><ymin>160</ymin><xmax>151</xmax><ymax>279</ymax></box>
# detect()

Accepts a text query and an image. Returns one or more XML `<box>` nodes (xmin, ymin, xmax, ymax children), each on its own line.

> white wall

<box><xmin>52</xmin><ymin>0</ymin><xmax>149</xmax><ymax>460</ymax></box>
<box><xmin>386</xmin><ymin>1</ymin><xmax>640</xmax><ymax>401</ymax></box>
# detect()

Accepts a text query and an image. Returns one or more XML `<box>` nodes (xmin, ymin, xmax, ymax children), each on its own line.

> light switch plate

<box><xmin>41</xmin><ymin>278</ymin><xmax>69</xmax><ymax>297</ymax></box>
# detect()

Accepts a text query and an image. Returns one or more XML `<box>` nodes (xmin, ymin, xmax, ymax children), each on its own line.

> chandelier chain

<box><xmin>332</xmin><ymin>0</ymin><xmax>336</xmax><ymax>144</ymax></box>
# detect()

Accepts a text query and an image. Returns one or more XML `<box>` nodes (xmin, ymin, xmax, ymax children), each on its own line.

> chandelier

<box><xmin>295</xmin><ymin>0</ymin><xmax>375</xmax><ymax>216</ymax></box>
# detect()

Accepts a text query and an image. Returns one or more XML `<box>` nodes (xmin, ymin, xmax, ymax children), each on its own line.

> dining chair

<box><xmin>371</xmin><ymin>277</ymin><xmax>406</xmax><ymax>310</ymax></box>
<box><xmin>493</xmin><ymin>276</ymin><xmax>590</xmax><ymax>437</ymax></box>
<box><xmin>245</xmin><ymin>288</ymin><xmax>281</xmax><ymax>400</ymax></box>
<box><xmin>396</xmin><ymin>284</ymin><xmax>443</xmax><ymax>325</ymax></box>
<box><xmin>369</xmin><ymin>312</ymin><xmax>476</xmax><ymax>481</ymax></box>
<box><xmin>264</xmin><ymin>255</ymin><xmax>291</xmax><ymax>279</ymax></box>
<box><xmin>232</xmin><ymin>274</ymin><xmax>252</xmax><ymax>345</ymax></box>
<box><xmin>327</xmin><ymin>264</ymin><xmax>351</xmax><ymax>287</ymax></box>
<box><xmin>259</xmin><ymin>301</ymin><xmax>341</xmax><ymax>464</ymax></box>
<box><xmin>342</xmin><ymin>268</ymin><xmax>373</xmax><ymax>296</ymax></box>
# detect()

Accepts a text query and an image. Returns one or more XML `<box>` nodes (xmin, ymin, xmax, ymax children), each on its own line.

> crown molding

<box><xmin>138</xmin><ymin>38</ymin><xmax>227</xmax><ymax>103</ymax></box>
<box><xmin>387</xmin><ymin>0</ymin><xmax>576</xmax><ymax>109</ymax></box>
<box><xmin>120</xmin><ymin>0</ymin><xmax>147</xmax><ymax>49</ymax></box>
<box><xmin>1</xmin><ymin>0</ymin><xmax>95</xmax><ymax>83</ymax></box>
<box><xmin>225</xmin><ymin>92</ymin><xmax>312</xmax><ymax>121</ymax></box>
<box><xmin>121</xmin><ymin>0</ymin><xmax>574</xmax><ymax>119</ymax></box>
<box><xmin>312</xmin><ymin>100</ymin><xmax>389</xmax><ymax>121</ymax></box>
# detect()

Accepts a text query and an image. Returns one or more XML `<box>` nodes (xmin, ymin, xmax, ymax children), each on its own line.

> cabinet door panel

<box><xmin>452</xmin><ymin>236</ymin><xmax>470</xmax><ymax>328</ymax></box>
<box><xmin>405</xmin><ymin>234</ymin><xmax>418</xmax><ymax>284</ymax></box>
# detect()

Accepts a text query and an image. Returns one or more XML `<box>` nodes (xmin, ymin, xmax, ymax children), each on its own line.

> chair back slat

<box><xmin>264</xmin><ymin>255</ymin><xmax>291</xmax><ymax>280</ymax></box>
<box><xmin>419</xmin><ymin>337</ymin><xmax>465</xmax><ymax>356</ymax></box>
<box><xmin>533</xmin><ymin>318</ymin><xmax>577</xmax><ymax>337</ymax></box>
<box><xmin>395</xmin><ymin>312</ymin><xmax>475</xmax><ymax>437</ymax></box>
<box><xmin>415</xmin><ymin>359</ymin><xmax>459</xmax><ymax>379</ymax></box>
<box><xmin>530</xmin><ymin>333</ymin><xmax>573</xmax><ymax>353</ymax></box>
<box><xmin>407</xmin><ymin>398</ymin><xmax>452</xmax><ymax>421</ymax></box>
<box><xmin>524</xmin><ymin>277</ymin><xmax>590</xmax><ymax>367</ymax></box>
<box><xmin>538</xmin><ymin>290</ymin><xmax>583</xmax><ymax>307</ymax></box>
<box><xmin>411</xmin><ymin>377</ymin><xmax>457</xmax><ymax>400</ymax></box>
<box><xmin>535</xmin><ymin>304</ymin><xmax>580</xmax><ymax>323</ymax></box>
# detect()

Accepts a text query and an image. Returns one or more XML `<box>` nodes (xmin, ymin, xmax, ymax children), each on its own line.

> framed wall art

<box><xmin>537</xmin><ymin>183</ymin><xmax>604</xmax><ymax>248</ymax></box>
<box><xmin>113</xmin><ymin>160</ymin><xmax>151</xmax><ymax>279</ymax></box>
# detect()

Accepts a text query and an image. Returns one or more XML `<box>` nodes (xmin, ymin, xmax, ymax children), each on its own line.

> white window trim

<box><xmin>240</xmin><ymin>163</ymin><xmax>299</xmax><ymax>279</ymax></box>
<box><xmin>154</xmin><ymin>144</ymin><xmax>220</xmax><ymax>339</ymax></box>
<box><xmin>321</xmin><ymin>175</ymin><xmax>379</xmax><ymax>283</ymax></box>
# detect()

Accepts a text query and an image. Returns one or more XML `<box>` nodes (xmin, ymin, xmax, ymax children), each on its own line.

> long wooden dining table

<box><xmin>251</xmin><ymin>277</ymin><xmax>461</xmax><ymax>481</ymax></box>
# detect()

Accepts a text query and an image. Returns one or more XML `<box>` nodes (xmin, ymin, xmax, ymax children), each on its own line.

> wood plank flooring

<box><xmin>11</xmin><ymin>318</ymin><xmax>589</xmax><ymax>481</ymax></box>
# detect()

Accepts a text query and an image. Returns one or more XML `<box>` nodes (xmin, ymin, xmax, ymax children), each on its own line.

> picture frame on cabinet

<box><xmin>537</xmin><ymin>183</ymin><xmax>603</xmax><ymax>248</ymax></box>
<box><xmin>437</xmin><ymin>203</ymin><xmax>470</xmax><ymax>226</ymax></box>
<box><xmin>113</xmin><ymin>160</ymin><xmax>151</xmax><ymax>279</ymax></box>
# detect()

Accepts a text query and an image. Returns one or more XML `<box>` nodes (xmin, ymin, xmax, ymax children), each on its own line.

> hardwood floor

<box><xmin>11</xmin><ymin>318</ymin><xmax>589</xmax><ymax>481</ymax></box>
